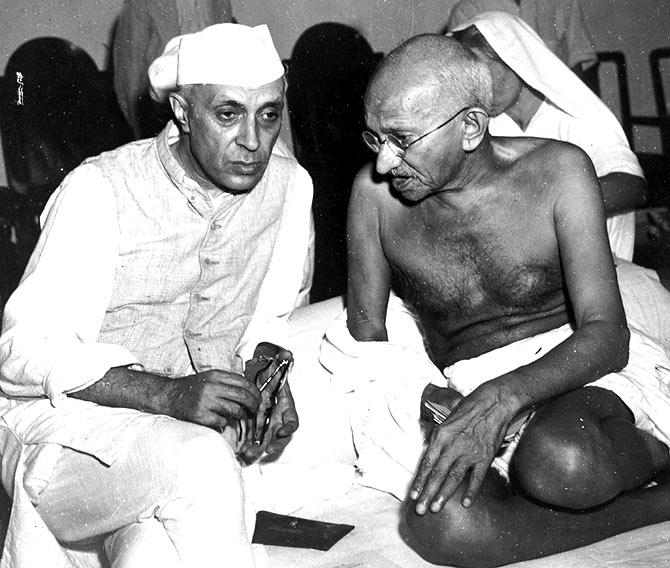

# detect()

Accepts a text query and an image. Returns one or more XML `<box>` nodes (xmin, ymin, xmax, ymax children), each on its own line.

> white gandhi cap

<box><xmin>148</xmin><ymin>23</ymin><xmax>284</xmax><ymax>103</ymax></box>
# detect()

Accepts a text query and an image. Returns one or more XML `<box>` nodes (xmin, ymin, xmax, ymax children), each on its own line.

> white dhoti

<box><xmin>320</xmin><ymin>300</ymin><xmax>670</xmax><ymax>500</ymax></box>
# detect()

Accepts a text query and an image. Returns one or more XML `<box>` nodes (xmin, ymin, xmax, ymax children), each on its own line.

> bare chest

<box><xmin>382</xmin><ymin>205</ymin><xmax>563</xmax><ymax>324</ymax></box>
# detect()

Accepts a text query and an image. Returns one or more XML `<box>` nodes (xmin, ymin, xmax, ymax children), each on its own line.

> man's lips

<box><xmin>230</xmin><ymin>161</ymin><xmax>262</xmax><ymax>175</ymax></box>
<box><xmin>391</xmin><ymin>175</ymin><xmax>413</xmax><ymax>190</ymax></box>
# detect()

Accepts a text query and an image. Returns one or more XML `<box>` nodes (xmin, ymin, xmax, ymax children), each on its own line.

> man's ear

<box><xmin>461</xmin><ymin>108</ymin><xmax>489</xmax><ymax>152</ymax></box>
<box><xmin>169</xmin><ymin>92</ymin><xmax>190</xmax><ymax>134</ymax></box>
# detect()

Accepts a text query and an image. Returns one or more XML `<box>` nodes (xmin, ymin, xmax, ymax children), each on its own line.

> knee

<box><xmin>404</xmin><ymin>495</ymin><xmax>502</xmax><ymax>567</ymax></box>
<box><xmin>511</xmin><ymin>415</ymin><xmax>618</xmax><ymax>509</ymax></box>
<box><xmin>148</xmin><ymin>420</ymin><xmax>241</xmax><ymax>499</ymax></box>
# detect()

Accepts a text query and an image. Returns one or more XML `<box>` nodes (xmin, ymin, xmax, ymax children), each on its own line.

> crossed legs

<box><xmin>35</xmin><ymin>416</ymin><xmax>256</xmax><ymax>568</ymax></box>
<box><xmin>406</xmin><ymin>386</ymin><xmax>670</xmax><ymax>567</ymax></box>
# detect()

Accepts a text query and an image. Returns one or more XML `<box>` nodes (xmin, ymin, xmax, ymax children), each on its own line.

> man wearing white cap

<box><xmin>0</xmin><ymin>23</ymin><xmax>314</xmax><ymax>567</ymax></box>
<box><xmin>113</xmin><ymin>0</ymin><xmax>234</xmax><ymax>139</ymax></box>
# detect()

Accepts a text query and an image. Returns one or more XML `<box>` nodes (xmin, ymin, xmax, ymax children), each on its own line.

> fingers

<box><xmin>251</xmin><ymin>393</ymin><xmax>300</xmax><ymax>459</ymax></box>
<box><xmin>263</xmin><ymin>418</ymin><xmax>297</xmax><ymax>457</ymax></box>
<box><xmin>409</xmin><ymin>447</ymin><xmax>437</xmax><ymax>510</ymax></box>
<box><xmin>239</xmin><ymin>440</ymin><xmax>264</xmax><ymax>463</ymax></box>
<box><xmin>412</xmin><ymin>451</ymin><xmax>468</xmax><ymax>514</ymax></box>
<box><xmin>462</xmin><ymin>463</ymin><xmax>487</xmax><ymax>508</ymax></box>
<box><xmin>275</xmin><ymin>405</ymin><xmax>299</xmax><ymax>437</ymax></box>
<box><xmin>410</xmin><ymin>433</ymin><xmax>491</xmax><ymax>515</ymax></box>
<box><xmin>217</xmin><ymin>387</ymin><xmax>259</xmax><ymax>415</ymax></box>
<box><xmin>184</xmin><ymin>372</ymin><xmax>260</xmax><ymax>427</ymax></box>
<box><xmin>194</xmin><ymin>409</ymin><xmax>235</xmax><ymax>432</ymax></box>
<box><xmin>275</xmin><ymin>382</ymin><xmax>299</xmax><ymax>432</ymax></box>
<box><xmin>253</xmin><ymin>342</ymin><xmax>294</xmax><ymax>365</ymax></box>
<box><xmin>205</xmin><ymin>370</ymin><xmax>261</xmax><ymax>393</ymax></box>
<box><xmin>211</xmin><ymin>398</ymin><xmax>252</xmax><ymax>422</ymax></box>
<box><xmin>411</xmin><ymin>449</ymin><xmax>449</xmax><ymax>515</ymax></box>
<box><xmin>429</xmin><ymin>457</ymin><xmax>471</xmax><ymax>512</ymax></box>
<box><xmin>271</xmin><ymin>347</ymin><xmax>294</xmax><ymax>365</ymax></box>
<box><xmin>264</xmin><ymin>434</ymin><xmax>291</xmax><ymax>457</ymax></box>
<box><xmin>203</xmin><ymin>371</ymin><xmax>261</xmax><ymax>412</ymax></box>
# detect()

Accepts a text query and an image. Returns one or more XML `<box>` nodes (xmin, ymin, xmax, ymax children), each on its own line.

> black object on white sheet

<box><xmin>252</xmin><ymin>510</ymin><xmax>354</xmax><ymax>551</ymax></box>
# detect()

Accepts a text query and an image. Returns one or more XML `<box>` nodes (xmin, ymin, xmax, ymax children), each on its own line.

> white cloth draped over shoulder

<box><xmin>450</xmin><ymin>11</ymin><xmax>644</xmax><ymax>261</ymax></box>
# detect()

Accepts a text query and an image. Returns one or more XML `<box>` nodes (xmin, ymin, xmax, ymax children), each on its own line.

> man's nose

<box><xmin>236</xmin><ymin>117</ymin><xmax>260</xmax><ymax>151</ymax></box>
<box><xmin>375</xmin><ymin>142</ymin><xmax>402</xmax><ymax>175</ymax></box>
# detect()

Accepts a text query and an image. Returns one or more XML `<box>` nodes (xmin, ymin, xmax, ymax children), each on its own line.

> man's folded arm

<box><xmin>0</xmin><ymin>165</ymin><xmax>139</xmax><ymax>403</ymax></box>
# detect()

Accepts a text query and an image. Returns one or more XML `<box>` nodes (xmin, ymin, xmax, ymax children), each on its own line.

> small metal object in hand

<box><xmin>253</xmin><ymin>358</ymin><xmax>291</xmax><ymax>444</ymax></box>
<box><xmin>424</xmin><ymin>400</ymin><xmax>449</xmax><ymax>425</ymax></box>
<box><xmin>258</xmin><ymin>359</ymin><xmax>290</xmax><ymax>393</ymax></box>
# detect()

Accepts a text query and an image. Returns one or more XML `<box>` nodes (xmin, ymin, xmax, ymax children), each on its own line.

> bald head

<box><xmin>367</xmin><ymin>34</ymin><xmax>492</xmax><ymax>115</ymax></box>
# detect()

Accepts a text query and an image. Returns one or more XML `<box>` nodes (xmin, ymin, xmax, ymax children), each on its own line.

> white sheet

<box><xmin>266</xmin><ymin>483</ymin><xmax>670</xmax><ymax>568</ymax></box>
<box><xmin>264</xmin><ymin>297</ymin><xmax>670</xmax><ymax>568</ymax></box>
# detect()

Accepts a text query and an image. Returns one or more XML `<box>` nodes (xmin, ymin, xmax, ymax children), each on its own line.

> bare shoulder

<box><xmin>349</xmin><ymin>161</ymin><xmax>399</xmax><ymax>219</ymax></box>
<box><xmin>526</xmin><ymin>138</ymin><xmax>595</xmax><ymax>179</ymax></box>
<box><xmin>499</xmin><ymin>137</ymin><xmax>599</xmax><ymax>199</ymax></box>
<box><xmin>502</xmin><ymin>136</ymin><xmax>592</xmax><ymax>170</ymax></box>
<box><xmin>351</xmin><ymin>162</ymin><xmax>391</xmax><ymax>203</ymax></box>
<box><xmin>535</xmin><ymin>140</ymin><xmax>601</xmax><ymax>205</ymax></box>
<box><xmin>514</xmin><ymin>139</ymin><xmax>606</xmax><ymax>227</ymax></box>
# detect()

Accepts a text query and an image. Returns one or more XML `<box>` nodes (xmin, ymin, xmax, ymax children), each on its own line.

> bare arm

<box><xmin>71</xmin><ymin>342</ymin><xmax>299</xmax><ymax>461</ymax></box>
<box><xmin>494</xmin><ymin>152</ymin><xmax>630</xmax><ymax>412</ymax></box>
<box><xmin>599</xmin><ymin>172</ymin><xmax>647</xmax><ymax>216</ymax></box>
<box><xmin>346</xmin><ymin>164</ymin><xmax>393</xmax><ymax>341</ymax></box>
<box><xmin>412</xmin><ymin>145</ymin><xmax>630</xmax><ymax>513</ymax></box>
<box><xmin>70</xmin><ymin>366</ymin><xmax>260</xmax><ymax>431</ymax></box>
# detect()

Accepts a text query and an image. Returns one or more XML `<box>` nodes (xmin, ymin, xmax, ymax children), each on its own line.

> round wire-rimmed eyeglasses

<box><xmin>361</xmin><ymin>106</ymin><xmax>471</xmax><ymax>159</ymax></box>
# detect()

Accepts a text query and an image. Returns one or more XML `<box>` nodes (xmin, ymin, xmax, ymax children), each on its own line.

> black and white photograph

<box><xmin>0</xmin><ymin>1</ymin><xmax>668</xmax><ymax>566</ymax></box>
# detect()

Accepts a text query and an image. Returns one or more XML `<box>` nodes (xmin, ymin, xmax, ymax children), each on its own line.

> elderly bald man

<box><xmin>448</xmin><ymin>12</ymin><xmax>670</xmax><ymax>351</ymax></box>
<box><xmin>0</xmin><ymin>23</ymin><xmax>313</xmax><ymax>568</ymax></box>
<box><xmin>348</xmin><ymin>33</ymin><xmax>670</xmax><ymax>567</ymax></box>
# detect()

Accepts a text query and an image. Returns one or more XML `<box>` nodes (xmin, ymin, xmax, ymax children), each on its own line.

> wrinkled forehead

<box><xmin>365</xmin><ymin>72</ymin><xmax>443</xmax><ymax>125</ymax></box>
<box><xmin>191</xmin><ymin>78</ymin><xmax>286</xmax><ymax>106</ymax></box>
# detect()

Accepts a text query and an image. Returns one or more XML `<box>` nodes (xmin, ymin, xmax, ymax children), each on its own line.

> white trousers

<box><xmin>3</xmin><ymin>416</ymin><xmax>257</xmax><ymax>568</ymax></box>
<box><xmin>0</xmin><ymin>296</ymin><xmax>357</xmax><ymax>568</ymax></box>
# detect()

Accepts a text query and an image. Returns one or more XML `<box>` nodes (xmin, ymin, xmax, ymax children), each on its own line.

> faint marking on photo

<box><xmin>16</xmin><ymin>72</ymin><xmax>24</xmax><ymax>105</ymax></box>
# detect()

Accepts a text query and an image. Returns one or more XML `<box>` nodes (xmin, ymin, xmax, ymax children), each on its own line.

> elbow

<box><xmin>634</xmin><ymin>179</ymin><xmax>649</xmax><ymax>209</ymax></box>
<box><xmin>346</xmin><ymin>314</ymin><xmax>388</xmax><ymax>342</ymax></box>
<box><xmin>624</xmin><ymin>173</ymin><xmax>649</xmax><ymax>209</ymax></box>
<box><xmin>599</xmin><ymin>173</ymin><xmax>648</xmax><ymax>213</ymax></box>
<box><xmin>610</xmin><ymin>323</ymin><xmax>630</xmax><ymax>372</ymax></box>
<box><xmin>348</xmin><ymin>325</ymin><xmax>388</xmax><ymax>343</ymax></box>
